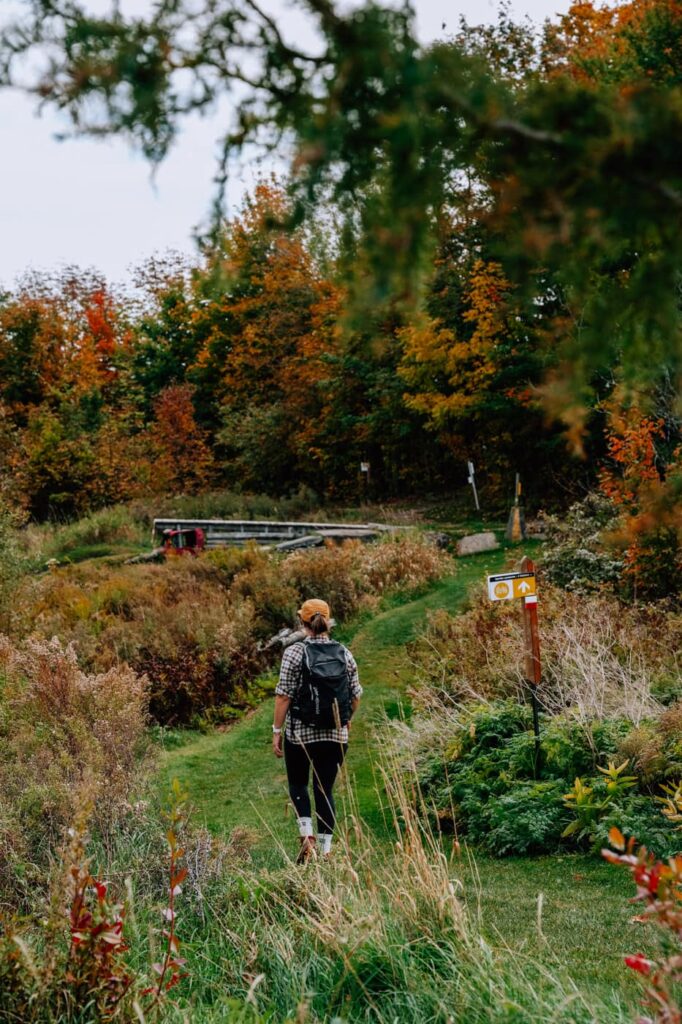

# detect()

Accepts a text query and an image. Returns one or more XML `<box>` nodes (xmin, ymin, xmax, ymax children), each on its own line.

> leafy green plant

<box><xmin>562</xmin><ymin>761</ymin><xmax>637</xmax><ymax>843</ymax></box>
<box><xmin>562</xmin><ymin>778</ymin><xmax>606</xmax><ymax>842</ymax></box>
<box><xmin>480</xmin><ymin>781</ymin><xmax>568</xmax><ymax>856</ymax></box>
<box><xmin>657</xmin><ymin>780</ymin><xmax>682</xmax><ymax>827</ymax></box>
<box><xmin>414</xmin><ymin>701</ymin><xmax>679</xmax><ymax>857</ymax></box>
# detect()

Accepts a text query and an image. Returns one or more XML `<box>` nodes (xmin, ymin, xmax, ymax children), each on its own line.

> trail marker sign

<box><xmin>487</xmin><ymin>556</ymin><xmax>543</xmax><ymax>773</ymax></box>
<box><xmin>487</xmin><ymin>571</ymin><xmax>536</xmax><ymax>602</ymax></box>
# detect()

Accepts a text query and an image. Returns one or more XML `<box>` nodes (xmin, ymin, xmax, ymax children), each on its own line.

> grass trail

<box><xmin>157</xmin><ymin>548</ymin><xmax>644</xmax><ymax>998</ymax></box>
<box><xmin>158</xmin><ymin>551</ymin><xmax>504</xmax><ymax>845</ymax></box>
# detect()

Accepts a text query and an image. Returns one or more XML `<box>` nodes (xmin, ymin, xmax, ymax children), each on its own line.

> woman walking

<box><xmin>273</xmin><ymin>599</ymin><xmax>362</xmax><ymax>863</ymax></box>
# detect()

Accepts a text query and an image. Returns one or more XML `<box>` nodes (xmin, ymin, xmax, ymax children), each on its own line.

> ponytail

<box><xmin>307</xmin><ymin>612</ymin><xmax>329</xmax><ymax>636</ymax></box>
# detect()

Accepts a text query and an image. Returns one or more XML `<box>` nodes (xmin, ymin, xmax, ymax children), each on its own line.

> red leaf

<box><xmin>625</xmin><ymin>953</ymin><xmax>653</xmax><ymax>976</ymax></box>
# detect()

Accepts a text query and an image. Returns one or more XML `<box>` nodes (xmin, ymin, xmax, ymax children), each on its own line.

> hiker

<box><xmin>273</xmin><ymin>598</ymin><xmax>362</xmax><ymax>863</ymax></box>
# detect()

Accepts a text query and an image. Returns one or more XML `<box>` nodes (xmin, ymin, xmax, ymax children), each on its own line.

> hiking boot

<box><xmin>296</xmin><ymin>835</ymin><xmax>317</xmax><ymax>864</ymax></box>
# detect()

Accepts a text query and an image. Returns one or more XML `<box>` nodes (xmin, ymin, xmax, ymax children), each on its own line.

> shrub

<box><xmin>31</xmin><ymin>505</ymin><xmax>147</xmax><ymax>564</ymax></box>
<box><xmin>130</xmin><ymin>484</ymin><xmax>321</xmax><ymax>527</ymax></box>
<box><xmin>482</xmin><ymin>781</ymin><xmax>569</xmax><ymax>856</ymax></box>
<box><xmin>408</xmin><ymin>583</ymin><xmax>679</xmax><ymax>725</ymax></box>
<box><xmin>595</xmin><ymin>796</ymin><xmax>680</xmax><ymax>859</ymax></box>
<box><xmin>0</xmin><ymin>637</ymin><xmax>149</xmax><ymax>908</ymax></box>
<box><xmin>18</xmin><ymin>533</ymin><xmax>453</xmax><ymax>725</ymax></box>
<box><xmin>539</xmin><ymin>493</ymin><xmax>624</xmax><ymax>594</ymax></box>
<box><xmin>19</xmin><ymin>559</ymin><xmax>268</xmax><ymax>725</ymax></box>
<box><xmin>409</xmin><ymin>700</ymin><xmax>679</xmax><ymax>857</ymax></box>
<box><xmin>604</xmin><ymin>817</ymin><xmax>682</xmax><ymax>1023</ymax></box>
<box><xmin>283</xmin><ymin>542</ymin><xmax>363</xmax><ymax>620</ymax></box>
<box><xmin>284</xmin><ymin>535</ymin><xmax>452</xmax><ymax>622</ymax></box>
<box><xmin>229</xmin><ymin>558</ymin><xmax>299</xmax><ymax>636</ymax></box>
<box><xmin>617</xmin><ymin>701</ymin><xmax>682</xmax><ymax>791</ymax></box>
<box><xmin>0</xmin><ymin>784</ymin><xmax>193</xmax><ymax>1023</ymax></box>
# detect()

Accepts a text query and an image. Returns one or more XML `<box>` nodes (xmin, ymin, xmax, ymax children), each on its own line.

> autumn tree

<box><xmin>151</xmin><ymin>384</ymin><xmax>215</xmax><ymax>495</ymax></box>
<box><xmin>0</xmin><ymin>271</ymin><xmax>152</xmax><ymax>517</ymax></box>
<box><xmin>541</xmin><ymin>0</ymin><xmax>682</xmax><ymax>85</ymax></box>
<box><xmin>4</xmin><ymin>0</ymin><xmax>681</xmax><ymax>428</ymax></box>
<box><xmin>398</xmin><ymin>220</ymin><xmax>594</xmax><ymax>503</ymax></box>
<box><xmin>129</xmin><ymin>254</ymin><xmax>204</xmax><ymax>417</ymax></box>
<box><xmin>599</xmin><ymin>407</ymin><xmax>682</xmax><ymax>598</ymax></box>
<box><xmin>181</xmin><ymin>183</ymin><xmax>343</xmax><ymax>492</ymax></box>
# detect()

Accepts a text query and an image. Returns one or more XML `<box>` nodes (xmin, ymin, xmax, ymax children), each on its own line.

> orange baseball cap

<box><xmin>298</xmin><ymin>599</ymin><xmax>330</xmax><ymax>623</ymax></box>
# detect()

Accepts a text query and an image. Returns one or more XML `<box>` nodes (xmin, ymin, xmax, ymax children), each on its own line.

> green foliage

<box><xmin>562</xmin><ymin>761</ymin><xmax>637</xmax><ymax>843</ymax></box>
<box><xmin>4</xmin><ymin>0</ymin><xmax>682</xmax><ymax>423</ymax></box>
<box><xmin>416</xmin><ymin>701</ymin><xmax>679</xmax><ymax>858</ymax></box>
<box><xmin>482</xmin><ymin>781</ymin><xmax>569</xmax><ymax>856</ymax></box>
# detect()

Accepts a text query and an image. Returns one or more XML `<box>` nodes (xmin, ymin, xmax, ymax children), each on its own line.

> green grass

<box><xmin>157</xmin><ymin>552</ymin><xmax>506</xmax><ymax>838</ymax></box>
<box><xmin>460</xmin><ymin>851</ymin><xmax>649</xmax><ymax>998</ymax></box>
<box><xmin>156</xmin><ymin>546</ymin><xmax>645</xmax><ymax>1008</ymax></box>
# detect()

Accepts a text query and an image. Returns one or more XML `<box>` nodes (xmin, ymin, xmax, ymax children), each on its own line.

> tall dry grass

<box><xmin>0</xmin><ymin>636</ymin><xmax>149</xmax><ymax>910</ymax></box>
<box><xmin>16</xmin><ymin>534</ymin><xmax>452</xmax><ymax>724</ymax></box>
<box><xmin>155</xmin><ymin>763</ymin><xmax>632</xmax><ymax>1023</ymax></box>
<box><xmin>1</xmin><ymin>737</ymin><xmax>634</xmax><ymax>1023</ymax></box>
<box><xmin>409</xmin><ymin>583</ymin><xmax>680</xmax><ymax>725</ymax></box>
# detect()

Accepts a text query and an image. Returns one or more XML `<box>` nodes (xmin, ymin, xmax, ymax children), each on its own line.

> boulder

<box><xmin>425</xmin><ymin>531</ymin><xmax>452</xmax><ymax>550</ymax></box>
<box><xmin>456</xmin><ymin>531</ymin><xmax>499</xmax><ymax>556</ymax></box>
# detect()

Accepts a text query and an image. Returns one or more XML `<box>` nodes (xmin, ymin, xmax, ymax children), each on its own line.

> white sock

<box><xmin>318</xmin><ymin>833</ymin><xmax>333</xmax><ymax>855</ymax></box>
<box><xmin>297</xmin><ymin>817</ymin><xmax>313</xmax><ymax>838</ymax></box>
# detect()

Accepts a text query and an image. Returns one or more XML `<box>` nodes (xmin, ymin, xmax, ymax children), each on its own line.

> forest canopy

<box><xmin>0</xmin><ymin>0</ymin><xmax>680</xmax><ymax>525</ymax></box>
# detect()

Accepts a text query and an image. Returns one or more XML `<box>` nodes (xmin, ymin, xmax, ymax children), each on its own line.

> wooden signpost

<box><xmin>505</xmin><ymin>472</ymin><xmax>527</xmax><ymax>542</ymax></box>
<box><xmin>487</xmin><ymin>554</ymin><xmax>542</xmax><ymax>772</ymax></box>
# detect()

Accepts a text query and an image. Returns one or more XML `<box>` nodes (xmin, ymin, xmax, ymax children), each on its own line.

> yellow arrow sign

<box><xmin>488</xmin><ymin>572</ymin><xmax>536</xmax><ymax>602</ymax></box>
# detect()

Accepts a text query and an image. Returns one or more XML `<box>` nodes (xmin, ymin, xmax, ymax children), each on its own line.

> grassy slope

<box><xmin>158</xmin><ymin>548</ymin><xmax>646</xmax><ymax>1005</ymax></box>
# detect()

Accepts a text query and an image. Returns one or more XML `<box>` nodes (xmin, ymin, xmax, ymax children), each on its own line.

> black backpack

<box><xmin>291</xmin><ymin>640</ymin><xmax>352</xmax><ymax>729</ymax></box>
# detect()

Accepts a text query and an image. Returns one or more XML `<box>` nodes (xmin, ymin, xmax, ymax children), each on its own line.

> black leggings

<box><xmin>284</xmin><ymin>740</ymin><xmax>347</xmax><ymax>834</ymax></box>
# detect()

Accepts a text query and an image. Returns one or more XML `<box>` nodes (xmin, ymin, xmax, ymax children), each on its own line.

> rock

<box><xmin>456</xmin><ymin>531</ymin><xmax>499</xmax><ymax>556</ymax></box>
<box><xmin>525</xmin><ymin>518</ymin><xmax>548</xmax><ymax>540</ymax></box>
<box><xmin>425</xmin><ymin>531</ymin><xmax>451</xmax><ymax>550</ymax></box>
<box><xmin>262</xmin><ymin>627</ymin><xmax>305</xmax><ymax>650</ymax></box>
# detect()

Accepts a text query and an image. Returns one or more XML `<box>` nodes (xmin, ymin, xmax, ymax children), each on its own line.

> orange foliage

<box><xmin>190</xmin><ymin>182</ymin><xmax>343</xmax><ymax>481</ymax></box>
<box><xmin>600</xmin><ymin>411</ymin><xmax>682</xmax><ymax>597</ymax></box>
<box><xmin>542</xmin><ymin>0</ymin><xmax>682</xmax><ymax>82</ymax></box>
<box><xmin>152</xmin><ymin>384</ymin><xmax>215</xmax><ymax>494</ymax></box>
<box><xmin>600</xmin><ymin>414</ymin><xmax>664</xmax><ymax>510</ymax></box>
<box><xmin>399</xmin><ymin>260</ymin><xmax>513</xmax><ymax>425</ymax></box>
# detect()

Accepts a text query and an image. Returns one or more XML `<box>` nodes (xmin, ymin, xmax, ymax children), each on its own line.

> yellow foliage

<box><xmin>399</xmin><ymin>260</ymin><xmax>510</xmax><ymax>425</ymax></box>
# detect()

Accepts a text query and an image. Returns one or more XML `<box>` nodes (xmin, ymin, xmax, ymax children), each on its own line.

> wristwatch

<box><xmin>272</xmin><ymin>725</ymin><xmax>282</xmax><ymax>734</ymax></box>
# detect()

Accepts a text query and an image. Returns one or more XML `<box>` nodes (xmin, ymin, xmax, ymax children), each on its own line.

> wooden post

<box><xmin>520</xmin><ymin>555</ymin><xmax>542</xmax><ymax>774</ymax></box>
<box><xmin>505</xmin><ymin>473</ymin><xmax>526</xmax><ymax>542</ymax></box>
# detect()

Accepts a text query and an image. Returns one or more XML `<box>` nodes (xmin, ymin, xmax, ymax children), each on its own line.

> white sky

<box><xmin>0</xmin><ymin>0</ymin><xmax>571</xmax><ymax>288</ymax></box>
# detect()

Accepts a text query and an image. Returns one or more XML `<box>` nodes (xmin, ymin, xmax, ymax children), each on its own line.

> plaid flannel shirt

<box><xmin>276</xmin><ymin>637</ymin><xmax>362</xmax><ymax>745</ymax></box>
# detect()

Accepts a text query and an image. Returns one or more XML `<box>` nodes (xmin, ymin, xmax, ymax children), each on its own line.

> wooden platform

<box><xmin>152</xmin><ymin>518</ymin><xmax>398</xmax><ymax>549</ymax></box>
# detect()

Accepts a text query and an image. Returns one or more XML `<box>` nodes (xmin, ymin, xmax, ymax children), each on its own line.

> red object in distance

<box><xmin>162</xmin><ymin>528</ymin><xmax>206</xmax><ymax>557</ymax></box>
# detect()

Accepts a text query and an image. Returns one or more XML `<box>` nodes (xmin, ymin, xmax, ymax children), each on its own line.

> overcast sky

<box><xmin>0</xmin><ymin>0</ymin><xmax>571</xmax><ymax>288</ymax></box>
